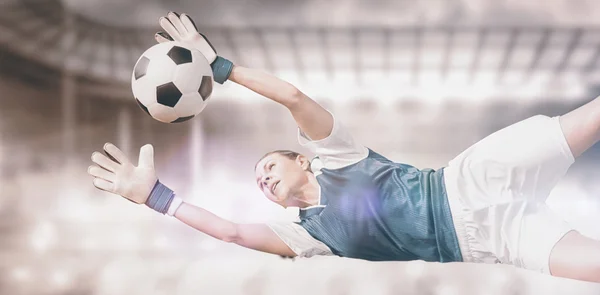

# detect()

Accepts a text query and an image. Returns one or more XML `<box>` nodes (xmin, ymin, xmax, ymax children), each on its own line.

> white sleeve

<box><xmin>267</xmin><ymin>222</ymin><xmax>334</xmax><ymax>258</ymax></box>
<box><xmin>297</xmin><ymin>110</ymin><xmax>369</xmax><ymax>170</ymax></box>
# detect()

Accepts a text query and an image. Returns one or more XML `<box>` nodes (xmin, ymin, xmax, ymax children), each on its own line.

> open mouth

<box><xmin>272</xmin><ymin>181</ymin><xmax>279</xmax><ymax>194</ymax></box>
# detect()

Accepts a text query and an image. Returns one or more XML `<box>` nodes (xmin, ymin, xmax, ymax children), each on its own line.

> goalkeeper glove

<box><xmin>88</xmin><ymin>143</ymin><xmax>181</xmax><ymax>215</ymax></box>
<box><xmin>156</xmin><ymin>12</ymin><xmax>233</xmax><ymax>84</ymax></box>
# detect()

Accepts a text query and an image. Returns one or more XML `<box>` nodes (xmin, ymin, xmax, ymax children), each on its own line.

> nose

<box><xmin>262</xmin><ymin>176</ymin><xmax>270</xmax><ymax>186</ymax></box>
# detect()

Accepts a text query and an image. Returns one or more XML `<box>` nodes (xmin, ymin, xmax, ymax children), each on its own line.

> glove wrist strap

<box><xmin>211</xmin><ymin>56</ymin><xmax>234</xmax><ymax>84</ymax></box>
<box><xmin>145</xmin><ymin>180</ymin><xmax>175</xmax><ymax>214</ymax></box>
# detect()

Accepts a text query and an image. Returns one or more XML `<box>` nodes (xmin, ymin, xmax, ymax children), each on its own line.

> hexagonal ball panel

<box><xmin>199</xmin><ymin>76</ymin><xmax>213</xmax><ymax>101</ymax></box>
<box><xmin>147</xmin><ymin>103</ymin><xmax>178</xmax><ymax>123</ymax></box>
<box><xmin>173</xmin><ymin>92</ymin><xmax>207</xmax><ymax>118</ymax></box>
<box><xmin>172</xmin><ymin>62</ymin><xmax>203</xmax><ymax>94</ymax></box>
<box><xmin>156</xmin><ymin>82</ymin><xmax>182</xmax><ymax>107</ymax></box>
<box><xmin>143</xmin><ymin>54</ymin><xmax>179</xmax><ymax>87</ymax></box>
<box><xmin>131</xmin><ymin>76</ymin><xmax>158</xmax><ymax>106</ymax></box>
<box><xmin>167</xmin><ymin>46</ymin><xmax>193</xmax><ymax>65</ymax></box>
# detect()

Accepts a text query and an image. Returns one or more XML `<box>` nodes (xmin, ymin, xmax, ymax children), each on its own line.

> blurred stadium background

<box><xmin>1</xmin><ymin>0</ymin><xmax>600</xmax><ymax>294</ymax></box>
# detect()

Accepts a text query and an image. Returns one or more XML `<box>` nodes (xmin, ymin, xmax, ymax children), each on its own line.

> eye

<box><xmin>269</xmin><ymin>163</ymin><xmax>275</xmax><ymax>170</ymax></box>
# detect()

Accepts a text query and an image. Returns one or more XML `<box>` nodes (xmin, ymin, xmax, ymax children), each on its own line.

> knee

<box><xmin>592</xmin><ymin>251</ymin><xmax>600</xmax><ymax>281</ymax></box>
<box><xmin>581</xmin><ymin>242</ymin><xmax>600</xmax><ymax>282</ymax></box>
<box><xmin>549</xmin><ymin>231</ymin><xmax>600</xmax><ymax>283</ymax></box>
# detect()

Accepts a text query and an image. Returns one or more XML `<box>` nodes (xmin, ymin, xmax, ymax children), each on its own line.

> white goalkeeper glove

<box><xmin>88</xmin><ymin>143</ymin><xmax>178</xmax><ymax>214</ymax></box>
<box><xmin>156</xmin><ymin>11</ymin><xmax>233</xmax><ymax>84</ymax></box>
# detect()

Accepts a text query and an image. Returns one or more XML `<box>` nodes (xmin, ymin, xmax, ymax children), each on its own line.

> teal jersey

<box><xmin>297</xmin><ymin>149</ymin><xmax>463</xmax><ymax>262</ymax></box>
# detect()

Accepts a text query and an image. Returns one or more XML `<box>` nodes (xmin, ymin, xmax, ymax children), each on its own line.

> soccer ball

<box><xmin>131</xmin><ymin>41</ymin><xmax>213</xmax><ymax>123</ymax></box>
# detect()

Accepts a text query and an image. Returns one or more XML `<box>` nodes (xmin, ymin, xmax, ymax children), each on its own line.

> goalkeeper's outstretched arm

<box><xmin>155</xmin><ymin>12</ymin><xmax>333</xmax><ymax>141</ymax></box>
<box><xmin>174</xmin><ymin>201</ymin><xmax>297</xmax><ymax>256</ymax></box>
<box><xmin>88</xmin><ymin>143</ymin><xmax>296</xmax><ymax>258</ymax></box>
<box><xmin>228</xmin><ymin>66</ymin><xmax>334</xmax><ymax>141</ymax></box>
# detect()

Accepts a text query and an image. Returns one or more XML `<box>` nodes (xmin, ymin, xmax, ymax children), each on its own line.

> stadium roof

<box><xmin>2</xmin><ymin>0</ymin><xmax>600</xmax><ymax>102</ymax></box>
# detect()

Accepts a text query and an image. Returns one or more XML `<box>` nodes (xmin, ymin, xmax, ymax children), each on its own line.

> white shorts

<box><xmin>443</xmin><ymin>115</ymin><xmax>576</xmax><ymax>274</ymax></box>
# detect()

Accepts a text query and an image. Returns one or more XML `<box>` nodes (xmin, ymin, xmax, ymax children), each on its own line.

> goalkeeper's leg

<box><xmin>549</xmin><ymin>230</ymin><xmax>600</xmax><ymax>282</ymax></box>
<box><xmin>558</xmin><ymin>95</ymin><xmax>600</xmax><ymax>158</ymax></box>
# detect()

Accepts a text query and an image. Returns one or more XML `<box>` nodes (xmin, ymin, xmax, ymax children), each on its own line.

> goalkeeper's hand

<box><xmin>88</xmin><ymin>143</ymin><xmax>157</xmax><ymax>204</ymax></box>
<box><xmin>155</xmin><ymin>12</ymin><xmax>233</xmax><ymax>84</ymax></box>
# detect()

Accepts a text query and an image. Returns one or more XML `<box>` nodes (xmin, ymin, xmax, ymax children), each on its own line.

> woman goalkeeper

<box><xmin>88</xmin><ymin>12</ymin><xmax>600</xmax><ymax>282</ymax></box>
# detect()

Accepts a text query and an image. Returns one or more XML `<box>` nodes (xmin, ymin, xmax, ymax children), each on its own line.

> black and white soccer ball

<box><xmin>131</xmin><ymin>41</ymin><xmax>213</xmax><ymax>123</ymax></box>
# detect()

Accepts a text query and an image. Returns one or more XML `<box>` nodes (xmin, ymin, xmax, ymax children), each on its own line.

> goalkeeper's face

<box><xmin>254</xmin><ymin>153</ymin><xmax>311</xmax><ymax>206</ymax></box>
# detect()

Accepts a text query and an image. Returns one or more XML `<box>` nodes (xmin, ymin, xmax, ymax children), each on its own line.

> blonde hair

<box><xmin>254</xmin><ymin>150</ymin><xmax>312</xmax><ymax>172</ymax></box>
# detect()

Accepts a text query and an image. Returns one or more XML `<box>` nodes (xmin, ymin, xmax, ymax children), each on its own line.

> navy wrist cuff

<box><xmin>145</xmin><ymin>180</ymin><xmax>175</xmax><ymax>214</ymax></box>
<box><xmin>211</xmin><ymin>56</ymin><xmax>233</xmax><ymax>84</ymax></box>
